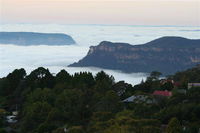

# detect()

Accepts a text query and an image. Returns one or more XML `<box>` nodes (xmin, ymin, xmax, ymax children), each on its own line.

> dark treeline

<box><xmin>0</xmin><ymin>66</ymin><xmax>200</xmax><ymax>133</ymax></box>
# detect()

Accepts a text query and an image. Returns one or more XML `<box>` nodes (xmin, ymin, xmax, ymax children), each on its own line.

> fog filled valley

<box><xmin>1</xmin><ymin>24</ymin><xmax>200</xmax><ymax>133</ymax></box>
<box><xmin>0</xmin><ymin>24</ymin><xmax>200</xmax><ymax>85</ymax></box>
<box><xmin>1</xmin><ymin>0</ymin><xmax>200</xmax><ymax>131</ymax></box>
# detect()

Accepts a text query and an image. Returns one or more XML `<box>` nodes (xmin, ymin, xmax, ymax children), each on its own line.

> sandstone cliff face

<box><xmin>69</xmin><ymin>37</ymin><xmax>200</xmax><ymax>74</ymax></box>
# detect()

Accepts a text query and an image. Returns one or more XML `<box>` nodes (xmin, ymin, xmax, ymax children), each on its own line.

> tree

<box><xmin>26</xmin><ymin>88</ymin><xmax>55</xmax><ymax>105</ymax></box>
<box><xmin>95</xmin><ymin>90</ymin><xmax>122</xmax><ymax>113</ymax></box>
<box><xmin>52</xmin><ymin>128</ymin><xmax>65</xmax><ymax>133</ymax></box>
<box><xmin>95</xmin><ymin>71</ymin><xmax>115</xmax><ymax>93</ymax></box>
<box><xmin>0</xmin><ymin>68</ymin><xmax>26</xmax><ymax>96</ymax></box>
<box><xmin>0</xmin><ymin>118</ymin><xmax>4</xmax><ymax>128</ymax></box>
<box><xmin>37</xmin><ymin>122</ymin><xmax>56</xmax><ymax>133</ymax></box>
<box><xmin>95</xmin><ymin>71</ymin><xmax>114</xmax><ymax>84</ymax></box>
<box><xmin>88</xmin><ymin>112</ymin><xmax>113</xmax><ymax>132</ymax></box>
<box><xmin>56</xmin><ymin>70</ymin><xmax>71</xmax><ymax>83</ymax></box>
<box><xmin>147</xmin><ymin>71</ymin><xmax>162</xmax><ymax>81</ymax></box>
<box><xmin>112</xmin><ymin>81</ymin><xmax>133</xmax><ymax>98</ymax></box>
<box><xmin>0</xmin><ymin>78</ymin><xmax>9</xmax><ymax>96</ymax></box>
<box><xmin>55</xmin><ymin>89</ymin><xmax>84</xmax><ymax>125</ymax></box>
<box><xmin>0</xmin><ymin>128</ymin><xmax>7</xmax><ymax>133</ymax></box>
<box><xmin>6</xmin><ymin>68</ymin><xmax>26</xmax><ymax>89</ymax></box>
<box><xmin>26</xmin><ymin>67</ymin><xmax>55</xmax><ymax>89</ymax></box>
<box><xmin>166</xmin><ymin>117</ymin><xmax>182</xmax><ymax>133</ymax></box>
<box><xmin>161</xmin><ymin>81</ymin><xmax>174</xmax><ymax>91</ymax></box>
<box><xmin>21</xmin><ymin>102</ymin><xmax>52</xmax><ymax>132</ymax></box>
<box><xmin>45</xmin><ymin>108</ymin><xmax>65</xmax><ymax>126</ymax></box>
<box><xmin>72</xmin><ymin>72</ymin><xmax>95</xmax><ymax>90</ymax></box>
<box><xmin>68</xmin><ymin>126</ymin><xmax>84</xmax><ymax>133</ymax></box>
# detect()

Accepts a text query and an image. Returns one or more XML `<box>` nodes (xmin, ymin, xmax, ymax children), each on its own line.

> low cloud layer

<box><xmin>0</xmin><ymin>24</ymin><xmax>199</xmax><ymax>85</ymax></box>
<box><xmin>0</xmin><ymin>44</ymin><xmax>146</xmax><ymax>85</ymax></box>
<box><xmin>1</xmin><ymin>24</ymin><xmax>199</xmax><ymax>46</ymax></box>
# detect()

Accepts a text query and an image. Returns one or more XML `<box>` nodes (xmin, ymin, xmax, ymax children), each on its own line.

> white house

<box><xmin>123</xmin><ymin>95</ymin><xmax>155</xmax><ymax>104</ymax></box>
<box><xmin>188</xmin><ymin>83</ymin><xmax>200</xmax><ymax>89</ymax></box>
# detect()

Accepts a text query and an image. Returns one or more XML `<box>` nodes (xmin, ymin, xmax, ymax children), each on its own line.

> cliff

<box><xmin>0</xmin><ymin>32</ymin><xmax>76</xmax><ymax>45</ymax></box>
<box><xmin>69</xmin><ymin>37</ymin><xmax>200</xmax><ymax>74</ymax></box>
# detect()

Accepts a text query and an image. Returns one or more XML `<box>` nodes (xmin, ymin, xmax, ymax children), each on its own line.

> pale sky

<box><xmin>0</xmin><ymin>0</ymin><xmax>199</xmax><ymax>26</ymax></box>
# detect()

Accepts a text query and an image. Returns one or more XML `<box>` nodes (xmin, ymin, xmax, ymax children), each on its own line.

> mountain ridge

<box><xmin>0</xmin><ymin>32</ymin><xmax>76</xmax><ymax>45</ymax></box>
<box><xmin>69</xmin><ymin>36</ymin><xmax>200</xmax><ymax>74</ymax></box>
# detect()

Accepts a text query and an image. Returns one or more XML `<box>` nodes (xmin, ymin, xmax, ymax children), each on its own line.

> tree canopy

<box><xmin>0</xmin><ymin>66</ymin><xmax>200</xmax><ymax>133</ymax></box>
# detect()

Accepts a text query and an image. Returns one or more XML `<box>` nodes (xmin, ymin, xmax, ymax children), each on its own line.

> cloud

<box><xmin>1</xmin><ymin>24</ymin><xmax>199</xmax><ymax>45</ymax></box>
<box><xmin>0</xmin><ymin>24</ymin><xmax>199</xmax><ymax>85</ymax></box>
<box><xmin>0</xmin><ymin>44</ymin><xmax>146</xmax><ymax>84</ymax></box>
<box><xmin>0</xmin><ymin>44</ymin><xmax>147</xmax><ymax>85</ymax></box>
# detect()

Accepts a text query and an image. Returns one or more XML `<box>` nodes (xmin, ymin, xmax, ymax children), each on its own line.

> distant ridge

<box><xmin>0</xmin><ymin>32</ymin><xmax>76</xmax><ymax>45</ymax></box>
<box><xmin>69</xmin><ymin>36</ymin><xmax>200</xmax><ymax>74</ymax></box>
<box><xmin>144</xmin><ymin>36</ymin><xmax>198</xmax><ymax>47</ymax></box>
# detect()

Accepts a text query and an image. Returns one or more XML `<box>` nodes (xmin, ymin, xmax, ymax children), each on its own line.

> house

<box><xmin>174</xmin><ymin>82</ymin><xmax>181</xmax><ymax>88</ymax></box>
<box><xmin>175</xmin><ymin>89</ymin><xmax>187</xmax><ymax>94</ymax></box>
<box><xmin>153</xmin><ymin>90</ymin><xmax>172</xmax><ymax>97</ymax></box>
<box><xmin>188</xmin><ymin>83</ymin><xmax>200</xmax><ymax>89</ymax></box>
<box><xmin>123</xmin><ymin>95</ymin><xmax>155</xmax><ymax>104</ymax></box>
<box><xmin>6</xmin><ymin>115</ymin><xmax>17</xmax><ymax>123</ymax></box>
<box><xmin>6</xmin><ymin>110</ymin><xmax>18</xmax><ymax>124</ymax></box>
<box><xmin>123</xmin><ymin>95</ymin><xmax>146</xmax><ymax>102</ymax></box>
<box><xmin>12</xmin><ymin>111</ymin><xmax>18</xmax><ymax>116</ymax></box>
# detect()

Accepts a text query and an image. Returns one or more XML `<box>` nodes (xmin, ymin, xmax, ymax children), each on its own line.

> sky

<box><xmin>0</xmin><ymin>0</ymin><xmax>200</xmax><ymax>26</ymax></box>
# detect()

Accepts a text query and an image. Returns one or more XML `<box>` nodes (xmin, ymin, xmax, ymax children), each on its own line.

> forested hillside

<box><xmin>0</xmin><ymin>66</ymin><xmax>200</xmax><ymax>133</ymax></box>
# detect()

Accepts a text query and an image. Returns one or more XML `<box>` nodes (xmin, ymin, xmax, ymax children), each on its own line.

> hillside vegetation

<box><xmin>0</xmin><ymin>66</ymin><xmax>200</xmax><ymax>133</ymax></box>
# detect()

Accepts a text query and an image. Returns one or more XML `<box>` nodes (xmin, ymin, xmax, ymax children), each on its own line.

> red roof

<box><xmin>174</xmin><ymin>82</ymin><xmax>181</xmax><ymax>87</ymax></box>
<box><xmin>153</xmin><ymin>90</ymin><xmax>172</xmax><ymax>97</ymax></box>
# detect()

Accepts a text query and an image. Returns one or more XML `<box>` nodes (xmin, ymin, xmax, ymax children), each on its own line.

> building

<box><xmin>12</xmin><ymin>111</ymin><xmax>18</xmax><ymax>116</ymax></box>
<box><xmin>123</xmin><ymin>95</ymin><xmax>155</xmax><ymax>104</ymax></box>
<box><xmin>153</xmin><ymin>90</ymin><xmax>172</xmax><ymax>97</ymax></box>
<box><xmin>6</xmin><ymin>115</ymin><xmax>17</xmax><ymax>123</ymax></box>
<box><xmin>188</xmin><ymin>83</ymin><xmax>200</xmax><ymax>89</ymax></box>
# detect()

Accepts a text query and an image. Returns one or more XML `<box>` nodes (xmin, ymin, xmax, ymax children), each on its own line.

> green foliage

<box><xmin>95</xmin><ymin>71</ymin><xmax>115</xmax><ymax>93</ymax></box>
<box><xmin>173</xmin><ymin>66</ymin><xmax>200</xmax><ymax>83</ymax></box>
<box><xmin>95</xmin><ymin>90</ymin><xmax>122</xmax><ymax>113</ymax></box>
<box><xmin>56</xmin><ymin>69</ymin><xmax>71</xmax><ymax>83</ymax></box>
<box><xmin>115</xmin><ymin>110</ymin><xmax>134</xmax><ymax>119</ymax></box>
<box><xmin>6</xmin><ymin>68</ymin><xmax>26</xmax><ymax>90</ymax></box>
<box><xmin>73</xmin><ymin>72</ymin><xmax>95</xmax><ymax>89</ymax></box>
<box><xmin>68</xmin><ymin>126</ymin><xmax>84</xmax><ymax>133</ymax></box>
<box><xmin>0</xmin><ymin>68</ymin><xmax>26</xmax><ymax>96</ymax></box>
<box><xmin>161</xmin><ymin>81</ymin><xmax>174</xmax><ymax>91</ymax></box>
<box><xmin>92</xmin><ymin>112</ymin><xmax>113</xmax><ymax>122</ymax></box>
<box><xmin>88</xmin><ymin>112</ymin><xmax>114</xmax><ymax>132</ymax></box>
<box><xmin>0</xmin><ymin>119</ymin><xmax>3</xmax><ymax>128</ymax></box>
<box><xmin>166</xmin><ymin>117</ymin><xmax>182</xmax><ymax>133</ymax></box>
<box><xmin>112</xmin><ymin>81</ymin><xmax>133</xmax><ymax>99</ymax></box>
<box><xmin>147</xmin><ymin>71</ymin><xmax>162</xmax><ymax>81</ymax></box>
<box><xmin>21</xmin><ymin>102</ymin><xmax>52</xmax><ymax>132</ymax></box>
<box><xmin>0</xmin><ymin>128</ymin><xmax>7</xmax><ymax>133</ymax></box>
<box><xmin>26</xmin><ymin>67</ymin><xmax>55</xmax><ymax>89</ymax></box>
<box><xmin>1</xmin><ymin>66</ymin><xmax>200</xmax><ymax>132</ymax></box>
<box><xmin>26</xmin><ymin>88</ymin><xmax>55</xmax><ymax>105</ymax></box>
<box><xmin>54</xmin><ymin>69</ymin><xmax>72</xmax><ymax>92</ymax></box>
<box><xmin>103</xmin><ymin>117</ymin><xmax>161</xmax><ymax>133</ymax></box>
<box><xmin>55</xmin><ymin>89</ymin><xmax>85</xmax><ymax>125</ymax></box>
<box><xmin>52</xmin><ymin>128</ymin><xmax>65</xmax><ymax>133</ymax></box>
<box><xmin>142</xmin><ymin>126</ymin><xmax>160</xmax><ymax>133</ymax></box>
<box><xmin>36</xmin><ymin>122</ymin><xmax>56</xmax><ymax>133</ymax></box>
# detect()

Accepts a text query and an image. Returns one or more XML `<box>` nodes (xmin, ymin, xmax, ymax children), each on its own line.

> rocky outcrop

<box><xmin>69</xmin><ymin>37</ymin><xmax>200</xmax><ymax>74</ymax></box>
<box><xmin>0</xmin><ymin>32</ymin><xmax>76</xmax><ymax>45</ymax></box>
